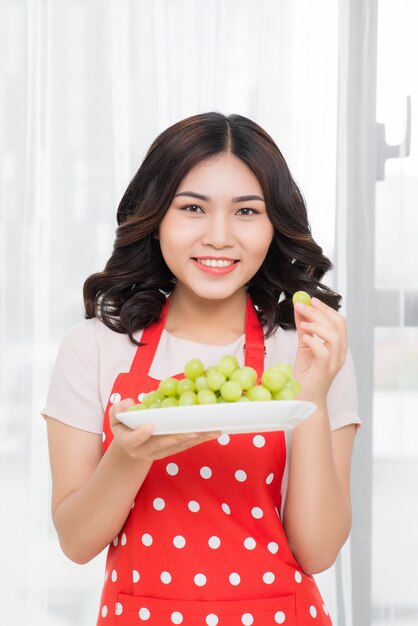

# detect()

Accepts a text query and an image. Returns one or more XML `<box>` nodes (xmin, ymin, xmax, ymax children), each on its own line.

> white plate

<box><xmin>116</xmin><ymin>400</ymin><xmax>316</xmax><ymax>435</ymax></box>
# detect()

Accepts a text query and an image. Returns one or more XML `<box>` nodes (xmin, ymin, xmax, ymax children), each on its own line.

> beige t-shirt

<box><xmin>41</xmin><ymin>317</ymin><xmax>361</xmax><ymax>434</ymax></box>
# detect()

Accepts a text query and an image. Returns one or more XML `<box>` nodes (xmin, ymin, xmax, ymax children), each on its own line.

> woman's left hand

<box><xmin>293</xmin><ymin>297</ymin><xmax>347</xmax><ymax>406</ymax></box>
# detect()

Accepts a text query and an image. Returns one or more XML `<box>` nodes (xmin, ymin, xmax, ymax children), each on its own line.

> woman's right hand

<box><xmin>110</xmin><ymin>398</ymin><xmax>221</xmax><ymax>462</ymax></box>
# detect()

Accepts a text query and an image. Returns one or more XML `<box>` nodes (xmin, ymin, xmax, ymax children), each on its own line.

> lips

<box><xmin>191</xmin><ymin>257</ymin><xmax>239</xmax><ymax>275</ymax></box>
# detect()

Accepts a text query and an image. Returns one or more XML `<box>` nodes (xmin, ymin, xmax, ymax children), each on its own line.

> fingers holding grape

<box><xmin>292</xmin><ymin>292</ymin><xmax>348</xmax><ymax>401</ymax></box>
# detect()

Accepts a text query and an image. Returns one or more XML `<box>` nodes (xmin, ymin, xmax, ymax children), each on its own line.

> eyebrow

<box><xmin>174</xmin><ymin>191</ymin><xmax>265</xmax><ymax>203</ymax></box>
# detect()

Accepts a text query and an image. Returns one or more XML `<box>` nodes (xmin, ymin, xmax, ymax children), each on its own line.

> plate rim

<box><xmin>116</xmin><ymin>400</ymin><xmax>316</xmax><ymax>435</ymax></box>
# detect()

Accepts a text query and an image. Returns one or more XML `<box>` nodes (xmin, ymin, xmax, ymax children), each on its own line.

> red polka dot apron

<box><xmin>98</xmin><ymin>297</ymin><xmax>332</xmax><ymax>625</ymax></box>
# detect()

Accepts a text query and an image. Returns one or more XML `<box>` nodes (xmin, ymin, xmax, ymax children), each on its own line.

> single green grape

<box><xmin>246</xmin><ymin>385</ymin><xmax>272</xmax><ymax>402</ymax></box>
<box><xmin>142</xmin><ymin>390</ymin><xmax>165</xmax><ymax>406</ymax></box>
<box><xmin>261</xmin><ymin>367</ymin><xmax>287</xmax><ymax>392</ymax></box>
<box><xmin>178</xmin><ymin>391</ymin><xmax>198</xmax><ymax>406</ymax></box>
<box><xmin>292</xmin><ymin>291</ymin><xmax>312</xmax><ymax>306</ymax></box>
<box><xmin>184</xmin><ymin>358</ymin><xmax>205</xmax><ymax>381</ymax></box>
<box><xmin>177</xmin><ymin>378</ymin><xmax>196</xmax><ymax>395</ymax></box>
<box><xmin>205</xmin><ymin>365</ymin><xmax>218</xmax><ymax>377</ymax></box>
<box><xmin>161</xmin><ymin>396</ymin><xmax>178</xmax><ymax>408</ymax></box>
<box><xmin>197</xmin><ymin>389</ymin><xmax>218</xmax><ymax>405</ymax></box>
<box><xmin>158</xmin><ymin>377</ymin><xmax>179</xmax><ymax>397</ymax></box>
<box><xmin>271</xmin><ymin>363</ymin><xmax>292</xmax><ymax>381</ymax></box>
<box><xmin>230</xmin><ymin>366</ymin><xmax>257</xmax><ymax>390</ymax></box>
<box><xmin>195</xmin><ymin>376</ymin><xmax>209</xmax><ymax>391</ymax></box>
<box><xmin>284</xmin><ymin>379</ymin><xmax>302</xmax><ymax>397</ymax></box>
<box><xmin>217</xmin><ymin>355</ymin><xmax>239</xmax><ymax>378</ymax></box>
<box><xmin>220</xmin><ymin>380</ymin><xmax>243</xmax><ymax>402</ymax></box>
<box><xmin>127</xmin><ymin>403</ymin><xmax>148</xmax><ymax>411</ymax></box>
<box><xmin>237</xmin><ymin>395</ymin><xmax>251</xmax><ymax>402</ymax></box>
<box><xmin>207</xmin><ymin>369</ymin><xmax>227</xmax><ymax>391</ymax></box>
<box><xmin>217</xmin><ymin>396</ymin><xmax>227</xmax><ymax>403</ymax></box>
<box><xmin>273</xmin><ymin>387</ymin><xmax>296</xmax><ymax>401</ymax></box>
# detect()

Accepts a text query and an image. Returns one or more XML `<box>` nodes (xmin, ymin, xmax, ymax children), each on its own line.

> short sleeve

<box><xmin>327</xmin><ymin>349</ymin><xmax>361</xmax><ymax>430</ymax></box>
<box><xmin>41</xmin><ymin>318</ymin><xmax>104</xmax><ymax>434</ymax></box>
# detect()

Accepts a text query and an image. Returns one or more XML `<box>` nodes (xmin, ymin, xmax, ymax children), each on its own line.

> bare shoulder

<box><xmin>46</xmin><ymin>417</ymin><xmax>103</xmax><ymax>515</ymax></box>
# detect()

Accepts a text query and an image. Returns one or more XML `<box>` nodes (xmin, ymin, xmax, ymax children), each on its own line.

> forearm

<box><xmin>283</xmin><ymin>405</ymin><xmax>352</xmax><ymax>574</ymax></box>
<box><xmin>53</xmin><ymin>440</ymin><xmax>152</xmax><ymax>564</ymax></box>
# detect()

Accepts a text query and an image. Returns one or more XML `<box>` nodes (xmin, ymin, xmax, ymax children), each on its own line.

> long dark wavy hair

<box><xmin>84</xmin><ymin>112</ymin><xmax>341</xmax><ymax>344</ymax></box>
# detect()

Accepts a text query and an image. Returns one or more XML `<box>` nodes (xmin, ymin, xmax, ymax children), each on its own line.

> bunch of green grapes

<box><xmin>127</xmin><ymin>291</ymin><xmax>312</xmax><ymax>412</ymax></box>
<box><xmin>128</xmin><ymin>355</ymin><xmax>301</xmax><ymax>411</ymax></box>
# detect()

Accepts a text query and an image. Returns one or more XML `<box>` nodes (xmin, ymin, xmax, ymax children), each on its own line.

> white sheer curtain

<box><xmin>1</xmin><ymin>1</ymin><xmax>343</xmax><ymax>624</ymax></box>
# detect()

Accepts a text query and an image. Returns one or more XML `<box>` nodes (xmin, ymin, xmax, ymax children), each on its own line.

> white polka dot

<box><xmin>322</xmin><ymin>604</ymin><xmax>329</xmax><ymax>615</ymax></box>
<box><xmin>229</xmin><ymin>572</ymin><xmax>241</xmax><ymax>586</ymax></box>
<box><xmin>110</xmin><ymin>392</ymin><xmax>121</xmax><ymax>404</ymax></box>
<box><xmin>295</xmin><ymin>570</ymin><xmax>302</xmax><ymax>583</ymax></box>
<box><xmin>310</xmin><ymin>605</ymin><xmax>318</xmax><ymax>618</ymax></box>
<box><xmin>253</xmin><ymin>435</ymin><xmax>266</xmax><ymax>447</ymax></box>
<box><xmin>113</xmin><ymin>536</ymin><xmax>119</xmax><ymax>546</ymax></box>
<box><xmin>263</xmin><ymin>571</ymin><xmax>275</xmax><ymax>584</ymax></box>
<box><xmin>221</xmin><ymin>503</ymin><xmax>231</xmax><ymax>514</ymax></box>
<box><xmin>244</xmin><ymin>537</ymin><xmax>256</xmax><ymax>550</ymax></box>
<box><xmin>206</xmin><ymin>614</ymin><xmax>219</xmax><ymax>626</ymax></box>
<box><xmin>194</xmin><ymin>573</ymin><xmax>207</xmax><ymax>586</ymax></box>
<box><xmin>115</xmin><ymin>602</ymin><xmax>123</xmax><ymax>616</ymax></box>
<box><xmin>241</xmin><ymin>613</ymin><xmax>254</xmax><ymax>625</ymax></box>
<box><xmin>101</xmin><ymin>605</ymin><xmax>108</xmax><ymax>618</ymax></box>
<box><xmin>111</xmin><ymin>569</ymin><xmax>117</xmax><ymax>582</ymax></box>
<box><xmin>166</xmin><ymin>462</ymin><xmax>179</xmax><ymax>476</ymax></box>
<box><xmin>268</xmin><ymin>542</ymin><xmax>279</xmax><ymax>554</ymax></box>
<box><xmin>251</xmin><ymin>506</ymin><xmax>263</xmax><ymax>519</ymax></box>
<box><xmin>218</xmin><ymin>434</ymin><xmax>230</xmax><ymax>445</ymax></box>
<box><xmin>208</xmin><ymin>536</ymin><xmax>221</xmax><ymax>549</ymax></box>
<box><xmin>141</xmin><ymin>533</ymin><xmax>153</xmax><ymax>546</ymax></box>
<box><xmin>121</xmin><ymin>532</ymin><xmax>127</xmax><ymax>545</ymax></box>
<box><xmin>153</xmin><ymin>497</ymin><xmax>165</xmax><ymax>511</ymax></box>
<box><xmin>266</xmin><ymin>472</ymin><xmax>274</xmax><ymax>484</ymax></box>
<box><xmin>139</xmin><ymin>607</ymin><xmax>150</xmax><ymax>621</ymax></box>
<box><xmin>171</xmin><ymin>612</ymin><xmax>183</xmax><ymax>625</ymax></box>
<box><xmin>274</xmin><ymin>611</ymin><xmax>286</xmax><ymax>624</ymax></box>
<box><xmin>102</xmin><ymin>431</ymin><xmax>106</xmax><ymax>443</ymax></box>
<box><xmin>188</xmin><ymin>500</ymin><xmax>200</xmax><ymax>512</ymax></box>
<box><xmin>161</xmin><ymin>571</ymin><xmax>172</xmax><ymax>584</ymax></box>
<box><xmin>138</xmin><ymin>392</ymin><xmax>147</xmax><ymax>402</ymax></box>
<box><xmin>235</xmin><ymin>470</ymin><xmax>247</xmax><ymax>482</ymax></box>
<box><xmin>173</xmin><ymin>535</ymin><xmax>186</xmax><ymax>548</ymax></box>
<box><xmin>200</xmin><ymin>466</ymin><xmax>212</xmax><ymax>479</ymax></box>
<box><xmin>133</xmin><ymin>570</ymin><xmax>140</xmax><ymax>583</ymax></box>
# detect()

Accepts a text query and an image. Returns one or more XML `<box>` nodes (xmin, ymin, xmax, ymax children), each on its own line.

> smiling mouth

<box><xmin>191</xmin><ymin>257</ymin><xmax>240</xmax><ymax>275</ymax></box>
<box><xmin>192</xmin><ymin>257</ymin><xmax>238</xmax><ymax>268</ymax></box>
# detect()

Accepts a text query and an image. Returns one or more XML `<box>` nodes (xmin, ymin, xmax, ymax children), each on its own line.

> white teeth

<box><xmin>197</xmin><ymin>258</ymin><xmax>235</xmax><ymax>267</ymax></box>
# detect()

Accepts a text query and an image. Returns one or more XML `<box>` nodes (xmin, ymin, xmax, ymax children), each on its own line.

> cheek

<box><xmin>249</xmin><ymin>226</ymin><xmax>274</xmax><ymax>257</ymax></box>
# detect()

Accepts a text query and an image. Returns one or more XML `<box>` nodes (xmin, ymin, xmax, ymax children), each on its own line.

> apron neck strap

<box><xmin>129</xmin><ymin>297</ymin><xmax>170</xmax><ymax>375</ymax></box>
<box><xmin>243</xmin><ymin>295</ymin><xmax>265</xmax><ymax>378</ymax></box>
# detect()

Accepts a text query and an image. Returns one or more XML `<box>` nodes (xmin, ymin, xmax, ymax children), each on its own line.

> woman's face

<box><xmin>158</xmin><ymin>152</ymin><xmax>274</xmax><ymax>303</ymax></box>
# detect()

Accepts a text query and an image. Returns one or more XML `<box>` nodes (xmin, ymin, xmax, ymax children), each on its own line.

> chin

<box><xmin>188</xmin><ymin>285</ymin><xmax>242</xmax><ymax>302</ymax></box>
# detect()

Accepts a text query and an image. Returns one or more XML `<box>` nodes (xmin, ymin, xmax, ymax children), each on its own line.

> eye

<box><xmin>236</xmin><ymin>207</ymin><xmax>260</xmax><ymax>216</ymax></box>
<box><xmin>181</xmin><ymin>204</ymin><xmax>204</xmax><ymax>213</ymax></box>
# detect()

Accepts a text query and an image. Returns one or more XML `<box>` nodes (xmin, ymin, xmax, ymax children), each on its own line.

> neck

<box><xmin>165</xmin><ymin>287</ymin><xmax>248</xmax><ymax>344</ymax></box>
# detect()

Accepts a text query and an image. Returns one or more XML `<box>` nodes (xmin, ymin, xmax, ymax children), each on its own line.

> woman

<box><xmin>43</xmin><ymin>112</ymin><xmax>360</xmax><ymax>625</ymax></box>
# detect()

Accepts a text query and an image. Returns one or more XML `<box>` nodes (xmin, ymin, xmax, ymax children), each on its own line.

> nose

<box><xmin>201</xmin><ymin>212</ymin><xmax>235</xmax><ymax>249</ymax></box>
